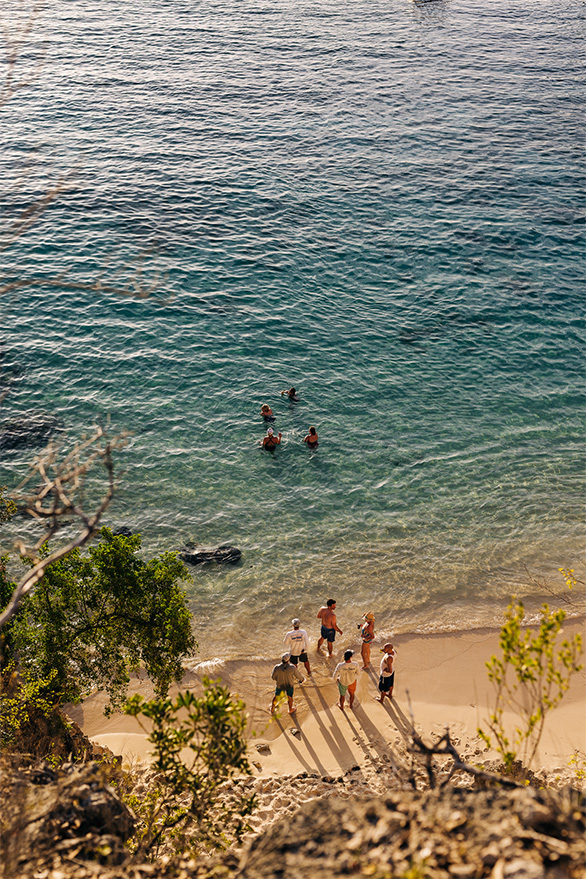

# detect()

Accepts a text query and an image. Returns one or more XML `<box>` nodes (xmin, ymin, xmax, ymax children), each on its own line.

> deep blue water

<box><xmin>1</xmin><ymin>0</ymin><xmax>584</xmax><ymax>659</ymax></box>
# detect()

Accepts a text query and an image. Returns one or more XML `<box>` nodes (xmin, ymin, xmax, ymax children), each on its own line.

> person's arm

<box><xmin>294</xmin><ymin>665</ymin><xmax>304</xmax><ymax>682</ymax></box>
<box><xmin>334</xmin><ymin>614</ymin><xmax>343</xmax><ymax>635</ymax></box>
<box><xmin>317</xmin><ymin>608</ymin><xmax>323</xmax><ymax>619</ymax></box>
<box><xmin>303</xmin><ymin>632</ymin><xmax>309</xmax><ymax>651</ymax></box>
<box><xmin>284</xmin><ymin>633</ymin><xmax>290</xmax><ymax>647</ymax></box>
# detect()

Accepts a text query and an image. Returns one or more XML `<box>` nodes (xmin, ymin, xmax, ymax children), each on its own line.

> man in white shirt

<box><xmin>333</xmin><ymin>649</ymin><xmax>359</xmax><ymax>710</ymax></box>
<box><xmin>284</xmin><ymin>618</ymin><xmax>312</xmax><ymax>676</ymax></box>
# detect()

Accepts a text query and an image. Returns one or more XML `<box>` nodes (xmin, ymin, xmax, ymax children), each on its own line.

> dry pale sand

<box><xmin>67</xmin><ymin>619</ymin><xmax>586</xmax><ymax>784</ymax></box>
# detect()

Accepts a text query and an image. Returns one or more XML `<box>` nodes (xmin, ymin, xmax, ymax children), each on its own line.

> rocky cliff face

<box><xmin>1</xmin><ymin>761</ymin><xmax>585</xmax><ymax>879</ymax></box>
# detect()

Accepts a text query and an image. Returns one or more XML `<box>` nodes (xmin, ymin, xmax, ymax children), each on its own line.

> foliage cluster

<box><xmin>478</xmin><ymin>597</ymin><xmax>583</xmax><ymax>774</ymax></box>
<box><xmin>124</xmin><ymin>680</ymin><xmax>254</xmax><ymax>856</ymax></box>
<box><xmin>1</xmin><ymin>527</ymin><xmax>195</xmax><ymax>715</ymax></box>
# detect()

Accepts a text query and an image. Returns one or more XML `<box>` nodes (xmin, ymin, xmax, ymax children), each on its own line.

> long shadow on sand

<box><xmin>272</xmin><ymin>716</ymin><xmax>326</xmax><ymax>776</ymax></box>
<box><xmin>299</xmin><ymin>683</ymin><xmax>356</xmax><ymax>770</ymax></box>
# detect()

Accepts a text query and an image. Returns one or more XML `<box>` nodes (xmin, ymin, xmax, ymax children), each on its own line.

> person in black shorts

<box><xmin>377</xmin><ymin>642</ymin><xmax>395</xmax><ymax>703</ymax></box>
<box><xmin>316</xmin><ymin>599</ymin><xmax>343</xmax><ymax>656</ymax></box>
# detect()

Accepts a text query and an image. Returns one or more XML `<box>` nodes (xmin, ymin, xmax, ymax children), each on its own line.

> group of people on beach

<box><xmin>260</xmin><ymin>386</ymin><xmax>319</xmax><ymax>451</ymax></box>
<box><xmin>270</xmin><ymin>598</ymin><xmax>396</xmax><ymax>715</ymax></box>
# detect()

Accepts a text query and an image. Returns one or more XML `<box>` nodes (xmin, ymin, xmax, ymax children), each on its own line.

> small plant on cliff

<box><xmin>2</xmin><ymin>528</ymin><xmax>195</xmax><ymax>716</ymax></box>
<box><xmin>478</xmin><ymin>596</ymin><xmax>583</xmax><ymax>775</ymax></box>
<box><xmin>124</xmin><ymin>680</ymin><xmax>255</xmax><ymax>856</ymax></box>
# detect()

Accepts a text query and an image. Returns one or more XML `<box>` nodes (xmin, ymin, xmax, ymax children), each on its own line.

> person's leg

<box><xmin>348</xmin><ymin>682</ymin><xmax>357</xmax><ymax>708</ymax></box>
<box><xmin>304</xmin><ymin>660</ymin><xmax>312</xmax><ymax>675</ymax></box>
<box><xmin>338</xmin><ymin>694</ymin><xmax>345</xmax><ymax>710</ymax></box>
<box><xmin>362</xmin><ymin>642</ymin><xmax>370</xmax><ymax>669</ymax></box>
<box><xmin>271</xmin><ymin>688</ymin><xmax>280</xmax><ymax>714</ymax></box>
<box><xmin>317</xmin><ymin>636</ymin><xmax>324</xmax><ymax>651</ymax></box>
<box><xmin>287</xmin><ymin>695</ymin><xmax>295</xmax><ymax>713</ymax></box>
<box><xmin>377</xmin><ymin>678</ymin><xmax>386</xmax><ymax>703</ymax></box>
<box><xmin>327</xmin><ymin>640</ymin><xmax>333</xmax><ymax>656</ymax></box>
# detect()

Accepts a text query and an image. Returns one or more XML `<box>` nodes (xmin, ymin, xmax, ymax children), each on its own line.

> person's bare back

<box><xmin>318</xmin><ymin>605</ymin><xmax>337</xmax><ymax>629</ymax></box>
<box><xmin>317</xmin><ymin>599</ymin><xmax>342</xmax><ymax>655</ymax></box>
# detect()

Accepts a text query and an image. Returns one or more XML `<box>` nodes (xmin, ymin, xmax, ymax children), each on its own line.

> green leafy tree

<box><xmin>7</xmin><ymin>527</ymin><xmax>195</xmax><ymax>713</ymax></box>
<box><xmin>479</xmin><ymin>597</ymin><xmax>583</xmax><ymax>774</ymax></box>
<box><xmin>125</xmin><ymin>680</ymin><xmax>254</xmax><ymax>856</ymax></box>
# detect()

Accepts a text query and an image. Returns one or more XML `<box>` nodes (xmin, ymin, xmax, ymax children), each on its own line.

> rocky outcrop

<box><xmin>235</xmin><ymin>785</ymin><xmax>586</xmax><ymax>879</ymax></box>
<box><xmin>1</xmin><ymin>761</ymin><xmax>134</xmax><ymax>877</ymax></box>
<box><xmin>2</xmin><ymin>769</ymin><xmax>584</xmax><ymax>879</ymax></box>
<box><xmin>179</xmin><ymin>544</ymin><xmax>242</xmax><ymax>566</ymax></box>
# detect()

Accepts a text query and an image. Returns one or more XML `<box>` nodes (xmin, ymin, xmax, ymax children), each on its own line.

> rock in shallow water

<box><xmin>179</xmin><ymin>544</ymin><xmax>242</xmax><ymax>565</ymax></box>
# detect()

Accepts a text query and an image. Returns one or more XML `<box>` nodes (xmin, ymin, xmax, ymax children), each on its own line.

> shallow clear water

<box><xmin>1</xmin><ymin>0</ymin><xmax>584</xmax><ymax>660</ymax></box>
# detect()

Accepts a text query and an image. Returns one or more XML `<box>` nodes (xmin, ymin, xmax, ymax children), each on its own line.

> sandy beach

<box><xmin>67</xmin><ymin>619</ymin><xmax>585</xmax><ymax>794</ymax></box>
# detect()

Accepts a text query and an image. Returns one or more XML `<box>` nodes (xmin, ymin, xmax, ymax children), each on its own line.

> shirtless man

<box><xmin>316</xmin><ymin>599</ymin><xmax>343</xmax><ymax>656</ymax></box>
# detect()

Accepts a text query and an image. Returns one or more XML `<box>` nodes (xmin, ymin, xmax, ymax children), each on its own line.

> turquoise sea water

<box><xmin>1</xmin><ymin>0</ymin><xmax>584</xmax><ymax>661</ymax></box>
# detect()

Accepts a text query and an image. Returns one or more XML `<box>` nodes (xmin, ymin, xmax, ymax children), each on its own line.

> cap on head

<box><xmin>292</xmin><ymin>618</ymin><xmax>300</xmax><ymax>627</ymax></box>
<box><xmin>282</xmin><ymin>652</ymin><xmax>290</xmax><ymax>662</ymax></box>
<box><xmin>381</xmin><ymin>643</ymin><xmax>394</xmax><ymax>653</ymax></box>
<box><xmin>268</xmin><ymin>427</ymin><xmax>274</xmax><ymax>435</ymax></box>
<box><xmin>344</xmin><ymin>649</ymin><xmax>354</xmax><ymax>661</ymax></box>
<box><xmin>363</xmin><ymin>612</ymin><xmax>375</xmax><ymax>621</ymax></box>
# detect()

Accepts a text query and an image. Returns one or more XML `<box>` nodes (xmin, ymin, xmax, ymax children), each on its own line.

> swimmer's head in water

<box><xmin>261</xmin><ymin>404</ymin><xmax>270</xmax><ymax>412</ymax></box>
<box><xmin>267</xmin><ymin>428</ymin><xmax>274</xmax><ymax>435</ymax></box>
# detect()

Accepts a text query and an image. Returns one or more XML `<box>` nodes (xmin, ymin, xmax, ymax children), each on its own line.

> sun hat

<box><xmin>282</xmin><ymin>652</ymin><xmax>291</xmax><ymax>662</ymax></box>
<box><xmin>292</xmin><ymin>618</ymin><xmax>301</xmax><ymax>627</ymax></box>
<box><xmin>363</xmin><ymin>612</ymin><xmax>375</xmax><ymax>621</ymax></box>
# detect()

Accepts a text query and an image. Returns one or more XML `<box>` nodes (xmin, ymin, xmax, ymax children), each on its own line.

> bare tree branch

<box><xmin>0</xmin><ymin>1</ymin><xmax>46</xmax><ymax>110</ymax></box>
<box><xmin>0</xmin><ymin>424</ymin><xmax>128</xmax><ymax>629</ymax></box>
<box><xmin>408</xmin><ymin>728</ymin><xmax>523</xmax><ymax>790</ymax></box>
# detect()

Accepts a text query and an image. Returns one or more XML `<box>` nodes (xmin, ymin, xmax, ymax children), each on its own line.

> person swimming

<box><xmin>261</xmin><ymin>403</ymin><xmax>275</xmax><ymax>422</ymax></box>
<box><xmin>304</xmin><ymin>426</ymin><xmax>318</xmax><ymax>448</ymax></box>
<box><xmin>281</xmin><ymin>386</ymin><xmax>299</xmax><ymax>402</ymax></box>
<box><xmin>262</xmin><ymin>427</ymin><xmax>282</xmax><ymax>450</ymax></box>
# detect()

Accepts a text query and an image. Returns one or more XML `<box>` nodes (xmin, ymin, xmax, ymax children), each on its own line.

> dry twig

<box><xmin>0</xmin><ymin>424</ymin><xmax>128</xmax><ymax>629</ymax></box>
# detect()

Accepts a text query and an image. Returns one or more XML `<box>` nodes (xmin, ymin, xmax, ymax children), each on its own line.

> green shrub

<box><xmin>125</xmin><ymin>679</ymin><xmax>255</xmax><ymax>856</ymax></box>
<box><xmin>479</xmin><ymin>598</ymin><xmax>583</xmax><ymax>774</ymax></box>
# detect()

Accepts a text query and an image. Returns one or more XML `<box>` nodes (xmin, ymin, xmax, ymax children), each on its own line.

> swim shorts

<box><xmin>290</xmin><ymin>652</ymin><xmax>308</xmax><ymax>665</ymax></box>
<box><xmin>337</xmin><ymin>680</ymin><xmax>357</xmax><ymax>696</ymax></box>
<box><xmin>321</xmin><ymin>625</ymin><xmax>336</xmax><ymax>642</ymax></box>
<box><xmin>275</xmin><ymin>685</ymin><xmax>294</xmax><ymax>698</ymax></box>
<box><xmin>378</xmin><ymin>673</ymin><xmax>395</xmax><ymax>693</ymax></box>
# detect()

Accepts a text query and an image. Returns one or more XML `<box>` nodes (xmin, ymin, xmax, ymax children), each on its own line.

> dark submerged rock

<box><xmin>0</xmin><ymin>412</ymin><xmax>64</xmax><ymax>450</ymax></box>
<box><xmin>179</xmin><ymin>544</ymin><xmax>242</xmax><ymax>565</ymax></box>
